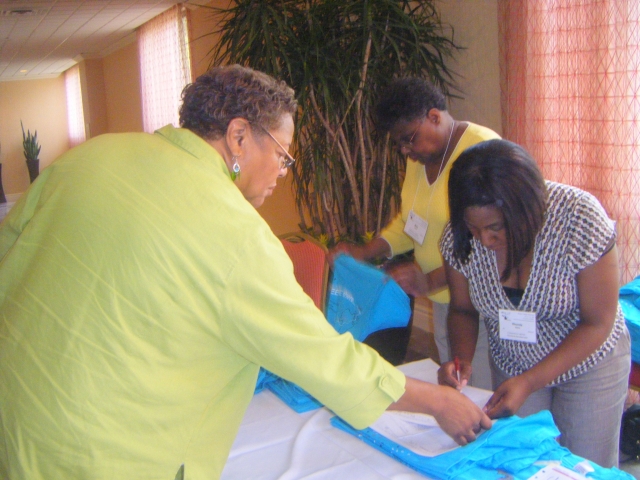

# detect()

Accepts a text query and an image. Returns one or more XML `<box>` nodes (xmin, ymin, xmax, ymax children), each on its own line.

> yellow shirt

<box><xmin>381</xmin><ymin>123</ymin><xmax>500</xmax><ymax>304</ymax></box>
<box><xmin>0</xmin><ymin>126</ymin><xmax>405</xmax><ymax>479</ymax></box>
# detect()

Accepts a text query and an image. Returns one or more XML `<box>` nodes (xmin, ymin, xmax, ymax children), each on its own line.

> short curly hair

<box><xmin>179</xmin><ymin>64</ymin><xmax>297</xmax><ymax>140</ymax></box>
<box><xmin>374</xmin><ymin>77</ymin><xmax>447</xmax><ymax>132</ymax></box>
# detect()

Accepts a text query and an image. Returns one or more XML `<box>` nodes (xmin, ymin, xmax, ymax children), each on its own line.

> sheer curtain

<box><xmin>64</xmin><ymin>64</ymin><xmax>86</xmax><ymax>147</ymax></box>
<box><xmin>138</xmin><ymin>4</ymin><xmax>192</xmax><ymax>133</ymax></box>
<box><xmin>499</xmin><ymin>0</ymin><xmax>640</xmax><ymax>283</ymax></box>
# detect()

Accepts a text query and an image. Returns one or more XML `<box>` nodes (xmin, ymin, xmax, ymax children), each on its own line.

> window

<box><xmin>138</xmin><ymin>4</ymin><xmax>192</xmax><ymax>133</ymax></box>
<box><xmin>65</xmin><ymin>64</ymin><xmax>86</xmax><ymax>147</ymax></box>
<box><xmin>499</xmin><ymin>0</ymin><xmax>640</xmax><ymax>282</ymax></box>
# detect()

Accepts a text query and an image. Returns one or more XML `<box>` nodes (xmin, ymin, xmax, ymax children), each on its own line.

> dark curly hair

<box><xmin>448</xmin><ymin>139</ymin><xmax>548</xmax><ymax>281</ymax></box>
<box><xmin>179</xmin><ymin>64</ymin><xmax>297</xmax><ymax>140</ymax></box>
<box><xmin>374</xmin><ymin>77</ymin><xmax>447</xmax><ymax>132</ymax></box>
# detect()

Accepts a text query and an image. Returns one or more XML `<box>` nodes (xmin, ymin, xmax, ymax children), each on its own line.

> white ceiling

<box><xmin>0</xmin><ymin>0</ymin><xmax>186</xmax><ymax>82</ymax></box>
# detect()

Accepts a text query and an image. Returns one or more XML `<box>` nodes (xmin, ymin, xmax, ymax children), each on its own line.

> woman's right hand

<box><xmin>389</xmin><ymin>377</ymin><xmax>492</xmax><ymax>446</ymax></box>
<box><xmin>438</xmin><ymin>359</ymin><xmax>471</xmax><ymax>390</ymax></box>
<box><xmin>432</xmin><ymin>386</ymin><xmax>493</xmax><ymax>445</ymax></box>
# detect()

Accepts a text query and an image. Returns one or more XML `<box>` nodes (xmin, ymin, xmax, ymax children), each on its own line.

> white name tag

<box><xmin>498</xmin><ymin>309</ymin><xmax>537</xmax><ymax>343</ymax></box>
<box><xmin>404</xmin><ymin>210</ymin><xmax>428</xmax><ymax>245</ymax></box>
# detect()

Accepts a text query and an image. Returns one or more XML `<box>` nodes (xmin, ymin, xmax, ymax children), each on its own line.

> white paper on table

<box><xmin>526</xmin><ymin>465</ymin><xmax>588</xmax><ymax>480</ymax></box>
<box><xmin>369</xmin><ymin>386</ymin><xmax>493</xmax><ymax>457</ymax></box>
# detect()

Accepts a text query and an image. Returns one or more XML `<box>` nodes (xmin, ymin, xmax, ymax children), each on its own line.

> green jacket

<box><xmin>0</xmin><ymin>125</ymin><xmax>405</xmax><ymax>479</ymax></box>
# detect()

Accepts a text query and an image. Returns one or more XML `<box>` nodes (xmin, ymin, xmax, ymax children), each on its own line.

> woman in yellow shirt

<box><xmin>332</xmin><ymin>77</ymin><xmax>499</xmax><ymax>389</ymax></box>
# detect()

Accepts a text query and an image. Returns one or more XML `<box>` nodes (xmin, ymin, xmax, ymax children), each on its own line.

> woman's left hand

<box><xmin>483</xmin><ymin>375</ymin><xmax>535</xmax><ymax>418</ymax></box>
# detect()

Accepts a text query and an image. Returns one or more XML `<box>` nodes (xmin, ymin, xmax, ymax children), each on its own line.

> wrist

<box><xmin>422</xmin><ymin>272</ymin><xmax>432</xmax><ymax>296</ymax></box>
<box><xmin>518</xmin><ymin>370</ymin><xmax>541</xmax><ymax>395</ymax></box>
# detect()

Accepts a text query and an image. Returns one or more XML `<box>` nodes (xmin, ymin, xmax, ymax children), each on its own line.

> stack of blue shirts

<box><xmin>331</xmin><ymin>411</ymin><xmax>634</xmax><ymax>480</ymax></box>
<box><xmin>620</xmin><ymin>275</ymin><xmax>640</xmax><ymax>363</ymax></box>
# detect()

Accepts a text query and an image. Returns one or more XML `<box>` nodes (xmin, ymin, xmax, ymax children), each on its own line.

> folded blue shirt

<box><xmin>620</xmin><ymin>275</ymin><xmax>640</xmax><ymax>363</ymax></box>
<box><xmin>331</xmin><ymin>411</ymin><xmax>634</xmax><ymax>480</ymax></box>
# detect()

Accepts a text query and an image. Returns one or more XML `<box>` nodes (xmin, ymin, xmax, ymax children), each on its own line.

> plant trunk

<box><xmin>26</xmin><ymin>159</ymin><xmax>39</xmax><ymax>183</ymax></box>
<box><xmin>0</xmin><ymin>164</ymin><xmax>6</xmax><ymax>203</ymax></box>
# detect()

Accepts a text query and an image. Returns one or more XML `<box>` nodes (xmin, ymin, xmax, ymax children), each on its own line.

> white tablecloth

<box><xmin>221</xmin><ymin>359</ymin><xmax>464</xmax><ymax>480</ymax></box>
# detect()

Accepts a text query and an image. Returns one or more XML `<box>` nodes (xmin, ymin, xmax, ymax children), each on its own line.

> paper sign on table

<box><xmin>526</xmin><ymin>464</ymin><xmax>588</xmax><ymax>480</ymax></box>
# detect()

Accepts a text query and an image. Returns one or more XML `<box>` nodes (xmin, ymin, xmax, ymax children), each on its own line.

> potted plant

<box><xmin>21</xmin><ymin>121</ymin><xmax>41</xmax><ymax>183</ymax></box>
<box><xmin>204</xmin><ymin>0</ymin><xmax>460</xmax><ymax>245</ymax></box>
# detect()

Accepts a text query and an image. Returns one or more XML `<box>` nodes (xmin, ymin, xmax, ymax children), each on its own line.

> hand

<box><xmin>389</xmin><ymin>378</ymin><xmax>492</xmax><ymax>446</ymax></box>
<box><xmin>483</xmin><ymin>375</ymin><xmax>535</xmax><ymax>419</ymax></box>
<box><xmin>385</xmin><ymin>261</ymin><xmax>428</xmax><ymax>297</ymax></box>
<box><xmin>432</xmin><ymin>386</ymin><xmax>493</xmax><ymax>446</ymax></box>
<box><xmin>437</xmin><ymin>359</ymin><xmax>471</xmax><ymax>390</ymax></box>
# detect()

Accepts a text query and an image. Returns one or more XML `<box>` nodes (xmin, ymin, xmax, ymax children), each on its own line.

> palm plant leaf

<box><xmin>200</xmin><ymin>0</ymin><xmax>461</xmax><ymax>244</ymax></box>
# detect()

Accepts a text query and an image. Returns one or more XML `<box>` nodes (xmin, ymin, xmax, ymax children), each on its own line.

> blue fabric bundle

<box><xmin>325</xmin><ymin>254</ymin><xmax>412</xmax><ymax>341</ymax></box>
<box><xmin>331</xmin><ymin>411</ymin><xmax>634</xmax><ymax>480</ymax></box>
<box><xmin>254</xmin><ymin>370</ymin><xmax>323</xmax><ymax>413</ymax></box>
<box><xmin>254</xmin><ymin>368</ymin><xmax>278</xmax><ymax>394</ymax></box>
<box><xmin>620</xmin><ymin>275</ymin><xmax>640</xmax><ymax>363</ymax></box>
<box><xmin>264</xmin><ymin>377</ymin><xmax>323</xmax><ymax>413</ymax></box>
<box><xmin>257</xmin><ymin>254</ymin><xmax>411</xmax><ymax>412</ymax></box>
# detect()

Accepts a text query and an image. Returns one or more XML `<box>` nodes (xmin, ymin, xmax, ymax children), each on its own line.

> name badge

<box><xmin>498</xmin><ymin>309</ymin><xmax>537</xmax><ymax>343</ymax></box>
<box><xmin>404</xmin><ymin>210</ymin><xmax>428</xmax><ymax>245</ymax></box>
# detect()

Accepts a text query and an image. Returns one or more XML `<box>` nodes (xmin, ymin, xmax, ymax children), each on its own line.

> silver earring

<box><xmin>231</xmin><ymin>155</ymin><xmax>241</xmax><ymax>181</ymax></box>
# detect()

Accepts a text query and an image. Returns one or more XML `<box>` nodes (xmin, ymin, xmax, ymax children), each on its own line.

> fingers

<box><xmin>437</xmin><ymin>360</ymin><xmax>471</xmax><ymax>390</ymax></box>
<box><xmin>453</xmin><ymin>418</ymin><xmax>488</xmax><ymax>446</ymax></box>
<box><xmin>483</xmin><ymin>391</ymin><xmax>511</xmax><ymax>419</ymax></box>
<box><xmin>480</xmin><ymin>413</ymin><xmax>493</xmax><ymax>430</ymax></box>
<box><xmin>437</xmin><ymin>362</ymin><xmax>458</xmax><ymax>387</ymax></box>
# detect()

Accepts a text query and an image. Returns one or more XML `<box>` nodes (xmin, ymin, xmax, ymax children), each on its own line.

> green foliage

<box><xmin>203</xmin><ymin>0</ymin><xmax>460</xmax><ymax>243</ymax></box>
<box><xmin>21</xmin><ymin>120</ymin><xmax>41</xmax><ymax>162</ymax></box>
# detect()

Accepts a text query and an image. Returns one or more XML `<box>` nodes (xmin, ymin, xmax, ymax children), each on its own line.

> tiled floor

<box><xmin>619</xmin><ymin>457</ymin><xmax>640</xmax><ymax>477</ymax></box>
<box><xmin>402</xmin><ymin>326</ymin><xmax>640</xmax><ymax>478</ymax></box>
<box><xmin>403</xmin><ymin>325</ymin><xmax>439</xmax><ymax>364</ymax></box>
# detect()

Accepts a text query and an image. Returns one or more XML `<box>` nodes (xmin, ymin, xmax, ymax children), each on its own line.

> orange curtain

<box><xmin>138</xmin><ymin>4</ymin><xmax>192</xmax><ymax>134</ymax></box>
<box><xmin>64</xmin><ymin>64</ymin><xmax>86</xmax><ymax>147</ymax></box>
<box><xmin>499</xmin><ymin>0</ymin><xmax>640</xmax><ymax>283</ymax></box>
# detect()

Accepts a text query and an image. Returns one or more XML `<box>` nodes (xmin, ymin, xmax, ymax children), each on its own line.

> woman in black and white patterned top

<box><xmin>437</xmin><ymin>139</ymin><xmax>631</xmax><ymax>468</ymax></box>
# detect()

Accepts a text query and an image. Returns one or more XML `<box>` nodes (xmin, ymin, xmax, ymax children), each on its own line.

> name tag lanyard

<box><xmin>404</xmin><ymin>121</ymin><xmax>455</xmax><ymax>245</ymax></box>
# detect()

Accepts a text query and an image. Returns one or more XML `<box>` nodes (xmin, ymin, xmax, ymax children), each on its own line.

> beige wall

<box><xmin>80</xmin><ymin>58</ymin><xmax>108</xmax><ymax>138</ymax></box>
<box><xmin>189</xmin><ymin>2</ymin><xmax>224</xmax><ymax>78</ymax></box>
<box><xmin>437</xmin><ymin>0</ymin><xmax>502</xmax><ymax>135</ymax></box>
<box><xmin>102</xmin><ymin>41</ymin><xmax>144</xmax><ymax>133</ymax></box>
<box><xmin>0</xmin><ymin>77</ymin><xmax>69</xmax><ymax>196</ymax></box>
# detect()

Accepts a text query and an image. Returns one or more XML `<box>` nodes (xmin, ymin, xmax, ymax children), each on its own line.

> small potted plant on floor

<box><xmin>0</xmin><ymin>141</ymin><xmax>6</xmax><ymax>203</ymax></box>
<box><xmin>21</xmin><ymin>121</ymin><xmax>41</xmax><ymax>183</ymax></box>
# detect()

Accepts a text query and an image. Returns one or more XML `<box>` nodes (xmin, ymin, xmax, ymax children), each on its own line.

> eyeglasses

<box><xmin>263</xmin><ymin>129</ymin><xmax>296</xmax><ymax>169</ymax></box>
<box><xmin>396</xmin><ymin>117</ymin><xmax>426</xmax><ymax>149</ymax></box>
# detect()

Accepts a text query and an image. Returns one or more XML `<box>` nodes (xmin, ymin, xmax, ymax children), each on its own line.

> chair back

<box><xmin>279</xmin><ymin>232</ymin><xmax>329</xmax><ymax>313</ymax></box>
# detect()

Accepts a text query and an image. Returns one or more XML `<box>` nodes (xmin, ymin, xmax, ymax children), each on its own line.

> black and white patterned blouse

<box><xmin>440</xmin><ymin>181</ymin><xmax>626</xmax><ymax>385</ymax></box>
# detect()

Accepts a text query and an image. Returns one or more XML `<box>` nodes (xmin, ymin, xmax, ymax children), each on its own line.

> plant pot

<box><xmin>26</xmin><ymin>159</ymin><xmax>39</xmax><ymax>183</ymax></box>
<box><xmin>0</xmin><ymin>164</ymin><xmax>6</xmax><ymax>203</ymax></box>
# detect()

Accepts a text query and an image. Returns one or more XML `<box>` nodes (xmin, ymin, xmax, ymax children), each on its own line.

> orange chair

<box><xmin>630</xmin><ymin>361</ymin><xmax>640</xmax><ymax>392</ymax></box>
<box><xmin>279</xmin><ymin>232</ymin><xmax>329</xmax><ymax>313</ymax></box>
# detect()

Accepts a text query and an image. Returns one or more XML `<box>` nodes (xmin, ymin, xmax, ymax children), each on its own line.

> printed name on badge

<box><xmin>404</xmin><ymin>210</ymin><xmax>428</xmax><ymax>245</ymax></box>
<box><xmin>498</xmin><ymin>309</ymin><xmax>537</xmax><ymax>343</ymax></box>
